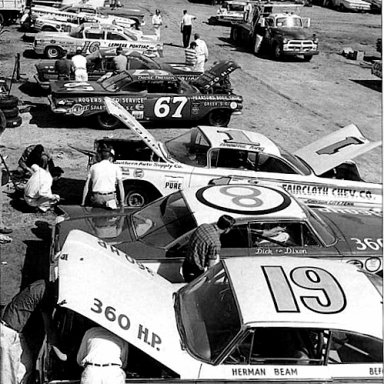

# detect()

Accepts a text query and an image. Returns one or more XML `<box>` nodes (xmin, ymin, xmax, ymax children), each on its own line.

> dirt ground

<box><xmin>0</xmin><ymin>0</ymin><xmax>382</xmax><ymax>308</ymax></box>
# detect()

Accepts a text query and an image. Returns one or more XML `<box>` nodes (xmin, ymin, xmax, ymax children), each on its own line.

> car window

<box><xmin>84</xmin><ymin>30</ymin><xmax>103</xmax><ymax>39</ymax></box>
<box><xmin>119</xmin><ymin>81</ymin><xmax>147</xmax><ymax>92</ymax></box>
<box><xmin>224</xmin><ymin>328</ymin><xmax>325</xmax><ymax>365</ymax></box>
<box><xmin>220</xmin><ymin>224</ymin><xmax>249</xmax><ymax>248</ymax></box>
<box><xmin>328</xmin><ymin>331</ymin><xmax>382</xmax><ymax>364</ymax></box>
<box><xmin>106</xmin><ymin>32</ymin><xmax>125</xmax><ymax>40</ymax></box>
<box><xmin>256</xmin><ymin>152</ymin><xmax>297</xmax><ymax>174</ymax></box>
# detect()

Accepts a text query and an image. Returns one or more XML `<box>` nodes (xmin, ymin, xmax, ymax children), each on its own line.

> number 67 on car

<box><xmin>37</xmin><ymin>229</ymin><xmax>383</xmax><ymax>384</ymax></box>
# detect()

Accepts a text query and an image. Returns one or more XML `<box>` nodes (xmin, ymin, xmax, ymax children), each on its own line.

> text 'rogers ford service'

<box><xmin>37</xmin><ymin>229</ymin><xmax>383</xmax><ymax>383</ymax></box>
<box><xmin>48</xmin><ymin>67</ymin><xmax>243</xmax><ymax>128</ymax></box>
<box><xmin>51</xmin><ymin>183</ymin><xmax>383</xmax><ymax>284</ymax></box>
<box><xmin>73</xmin><ymin>98</ymin><xmax>381</xmax><ymax>208</ymax></box>
<box><xmin>33</xmin><ymin>22</ymin><xmax>163</xmax><ymax>59</ymax></box>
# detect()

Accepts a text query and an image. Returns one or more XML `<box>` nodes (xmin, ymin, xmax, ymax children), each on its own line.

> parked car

<box><xmin>48</xmin><ymin>64</ymin><xmax>243</xmax><ymax>129</ymax></box>
<box><xmin>37</xmin><ymin>229</ymin><xmax>383</xmax><ymax>383</ymax></box>
<box><xmin>50</xmin><ymin>182</ymin><xmax>383</xmax><ymax>283</ymax></box>
<box><xmin>33</xmin><ymin>22</ymin><xmax>163</xmax><ymax>59</ymax></box>
<box><xmin>71</xmin><ymin>98</ymin><xmax>382</xmax><ymax>208</ymax></box>
<box><xmin>35</xmin><ymin>52</ymin><xmax>238</xmax><ymax>91</ymax></box>
<box><xmin>208</xmin><ymin>0</ymin><xmax>247</xmax><ymax>25</ymax></box>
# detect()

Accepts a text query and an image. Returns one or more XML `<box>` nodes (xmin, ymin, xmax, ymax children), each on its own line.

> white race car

<box><xmin>75</xmin><ymin>98</ymin><xmax>382</xmax><ymax>208</ymax></box>
<box><xmin>36</xmin><ymin>229</ymin><xmax>383</xmax><ymax>383</ymax></box>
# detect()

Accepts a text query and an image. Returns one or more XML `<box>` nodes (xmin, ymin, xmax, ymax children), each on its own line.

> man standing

<box><xmin>77</xmin><ymin>326</ymin><xmax>129</xmax><ymax>384</ymax></box>
<box><xmin>185</xmin><ymin>41</ymin><xmax>197</xmax><ymax>67</ymax></box>
<box><xmin>81</xmin><ymin>144</ymin><xmax>125</xmax><ymax>209</ymax></box>
<box><xmin>72</xmin><ymin>48</ymin><xmax>88</xmax><ymax>81</ymax></box>
<box><xmin>112</xmin><ymin>47</ymin><xmax>127</xmax><ymax>73</ymax></box>
<box><xmin>180</xmin><ymin>10</ymin><xmax>196</xmax><ymax>48</ymax></box>
<box><xmin>182</xmin><ymin>215</ymin><xmax>235</xmax><ymax>282</ymax></box>
<box><xmin>24</xmin><ymin>160</ymin><xmax>63</xmax><ymax>212</ymax></box>
<box><xmin>151</xmin><ymin>9</ymin><xmax>163</xmax><ymax>41</ymax></box>
<box><xmin>0</xmin><ymin>279</ymin><xmax>65</xmax><ymax>384</ymax></box>
<box><xmin>194</xmin><ymin>33</ymin><xmax>209</xmax><ymax>72</ymax></box>
<box><xmin>55</xmin><ymin>51</ymin><xmax>73</xmax><ymax>80</ymax></box>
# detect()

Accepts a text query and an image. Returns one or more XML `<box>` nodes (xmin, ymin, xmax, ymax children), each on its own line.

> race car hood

<box><xmin>58</xmin><ymin>230</ymin><xmax>200</xmax><ymax>376</ymax></box>
<box><xmin>272</xmin><ymin>27</ymin><xmax>312</xmax><ymax>40</ymax></box>
<box><xmin>50</xmin><ymin>80</ymin><xmax>105</xmax><ymax>94</ymax></box>
<box><xmin>104</xmin><ymin>97</ymin><xmax>171</xmax><ymax>162</ymax></box>
<box><xmin>192</xmin><ymin>60</ymin><xmax>240</xmax><ymax>92</ymax></box>
<box><xmin>294</xmin><ymin>124</ymin><xmax>382</xmax><ymax>175</ymax></box>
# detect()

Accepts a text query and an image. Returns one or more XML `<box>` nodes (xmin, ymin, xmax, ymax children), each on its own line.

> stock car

<box><xmin>72</xmin><ymin>98</ymin><xmax>382</xmax><ymax>208</ymax></box>
<box><xmin>48</xmin><ymin>65</ymin><xmax>243</xmax><ymax>128</ymax></box>
<box><xmin>50</xmin><ymin>183</ymin><xmax>383</xmax><ymax>284</ymax></box>
<box><xmin>37</xmin><ymin>229</ymin><xmax>383</xmax><ymax>383</ymax></box>
<box><xmin>31</xmin><ymin>3</ymin><xmax>146</xmax><ymax>28</ymax></box>
<box><xmin>208</xmin><ymin>1</ymin><xmax>247</xmax><ymax>25</ymax></box>
<box><xmin>33</xmin><ymin>22</ymin><xmax>163</xmax><ymax>59</ymax></box>
<box><xmin>35</xmin><ymin>52</ymin><xmax>237</xmax><ymax>91</ymax></box>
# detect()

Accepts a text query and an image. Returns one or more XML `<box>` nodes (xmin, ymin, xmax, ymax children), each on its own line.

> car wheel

<box><xmin>96</xmin><ymin>113</ymin><xmax>120</xmax><ymax>130</ymax></box>
<box><xmin>303</xmin><ymin>55</ymin><xmax>313</xmax><ymax>62</ymax></box>
<box><xmin>124</xmin><ymin>186</ymin><xmax>149</xmax><ymax>208</ymax></box>
<box><xmin>2</xmin><ymin>107</ymin><xmax>19</xmax><ymax>118</ymax></box>
<box><xmin>206</xmin><ymin>109</ymin><xmax>231</xmax><ymax>127</ymax></box>
<box><xmin>0</xmin><ymin>95</ymin><xmax>19</xmax><ymax>109</ymax></box>
<box><xmin>45</xmin><ymin>46</ymin><xmax>63</xmax><ymax>60</ymax></box>
<box><xmin>0</xmin><ymin>110</ymin><xmax>6</xmax><ymax>134</ymax></box>
<box><xmin>273</xmin><ymin>44</ymin><xmax>283</xmax><ymax>60</ymax></box>
<box><xmin>339</xmin><ymin>4</ymin><xmax>346</xmax><ymax>11</ymax></box>
<box><xmin>6</xmin><ymin>115</ymin><xmax>22</xmax><ymax>128</ymax></box>
<box><xmin>231</xmin><ymin>27</ymin><xmax>239</xmax><ymax>42</ymax></box>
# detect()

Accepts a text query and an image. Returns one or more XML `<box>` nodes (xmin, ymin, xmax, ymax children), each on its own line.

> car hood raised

<box><xmin>294</xmin><ymin>124</ymin><xmax>382</xmax><ymax>175</ymax></box>
<box><xmin>59</xmin><ymin>230</ymin><xmax>200</xmax><ymax>376</ymax></box>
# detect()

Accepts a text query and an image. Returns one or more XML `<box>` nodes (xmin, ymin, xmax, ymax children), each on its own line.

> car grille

<box><xmin>285</xmin><ymin>40</ymin><xmax>317</xmax><ymax>52</ymax></box>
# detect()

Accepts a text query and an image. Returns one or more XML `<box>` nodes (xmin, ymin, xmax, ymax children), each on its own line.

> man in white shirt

<box><xmin>24</xmin><ymin>159</ymin><xmax>63</xmax><ymax>212</ymax></box>
<box><xmin>151</xmin><ymin>9</ymin><xmax>163</xmax><ymax>41</ymax></box>
<box><xmin>72</xmin><ymin>48</ymin><xmax>88</xmax><ymax>81</ymax></box>
<box><xmin>194</xmin><ymin>33</ymin><xmax>209</xmax><ymax>72</ymax></box>
<box><xmin>180</xmin><ymin>10</ymin><xmax>196</xmax><ymax>48</ymax></box>
<box><xmin>77</xmin><ymin>326</ymin><xmax>129</xmax><ymax>384</ymax></box>
<box><xmin>81</xmin><ymin>145</ymin><xmax>125</xmax><ymax>209</ymax></box>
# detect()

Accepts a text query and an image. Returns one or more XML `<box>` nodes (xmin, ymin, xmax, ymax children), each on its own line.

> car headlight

<box><xmin>283</xmin><ymin>38</ymin><xmax>288</xmax><ymax>44</ymax></box>
<box><xmin>365</xmin><ymin>257</ymin><xmax>381</xmax><ymax>273</ymax></box>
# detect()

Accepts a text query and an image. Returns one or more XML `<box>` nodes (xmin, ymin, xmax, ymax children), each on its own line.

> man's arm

<box><xmin>81</xmin><ymin>176</ymin><xmax>91</xmax><ymax>206</ymax></box>
<box><xmin>117</xmin><ymin>179</ymin><xmax>125</xmax><ymax>207</ymax></box>
<box><xmin>41</xmin><ymin>311</ymin><xmax>67</xmax><ymax>361</ymax></box>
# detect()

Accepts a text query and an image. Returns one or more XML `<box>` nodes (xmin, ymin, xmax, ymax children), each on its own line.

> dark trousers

<box><xmin>182</xmin><ymin>25</ymin><xmax>192</xmax><ymax>48</ymax></box>
<box><xmin>182</xmin><ymin>259</ymin><xmax>203</xmax><ymax>283</ymax></box>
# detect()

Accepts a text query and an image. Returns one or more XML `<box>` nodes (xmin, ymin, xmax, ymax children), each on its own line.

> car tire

<box><xmin>303</xmin><ymin>55</ymin><xmax>313</xmax><ymax>62</ymax></box>
<box><xmin>206</xmin><ymin>109</ymin><xmax>231</xmax><ymax>127</ymax></box>
<box><xmin>231</xmin><ymin>27</ymin><xmax>239</xmax><ymax>42</ymax></box>
<box><xmin>96</xmin><ymin>113</ymin><xmax>120</xmax><ymax>130</ymax></box>
<box><xmin>124</xmin><ymin>186</ymin><xmax>150</xmax><ymax>208</ymax></box>
<box><xmin>0</xmin><ymin>95</ymin><xmax>19</xmax><ymax>109</ymax></box>
<box><xmin>0</xmin><ymin>110</ymin><xmax>6</xmax><ymax>134</ymax></box>
<box><xmin>6</xmin><ymin>115</ymin><xmax>22</xmax><ymax>128</ymax></box>
<box><xmin>273</xmin><ymin>43</ymin><xmax>283</xmax><ymax>60</ymax></box>
<box><xmin>2</xmin><ymin>107</ymin><xmax>19</xmax><ymax>118</ymax></box>
<box><xmin>45</xmin><ymin>46</ymin><xmax>63</xmax><ymax>60</ymax></box>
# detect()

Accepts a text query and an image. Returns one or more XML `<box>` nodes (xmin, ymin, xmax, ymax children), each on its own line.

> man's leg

<box><xmin>19</xmin><ymin>333</ymin><xmax>33</xmax><ymax>384</ymax></box>
<box><xmin>0</xmin><ymin>325</ymin><xmax>21</xmax><ymax>384</ymax></box>
<box><xmin>185</xmin><ymin>26</ymin><xmax>191</xmax><ymax>48</ymax></box>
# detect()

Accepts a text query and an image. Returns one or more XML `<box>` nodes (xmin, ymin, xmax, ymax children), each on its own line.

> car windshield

<box><xmin>101</xmin><ymin>72</ymin><xmax>133</xmax><ymax>91</ymax></box>
<box><xmin>131</xmin><ymin>192</ymin><xmax>197</xmax><ymax>247</ymax></box>
<box><xmin>177</xmin><ymin>262</ymin><xmax>242</xmax><ymax>363</ymax></box>
<box><xmin>279</xmin><ymin>147</ymin><xmax>312</xmax><ymax>175</ymax></box>
<box><xmin>276</xmin><ymin>16</ymin><xmax>302</xmax><ymax>28</ymax></box>
<box><xmin>227</xmin><ymin>3</ymin><xmax>245</xmax><ymax>11</ymax></box>
<box><xmin>165</xmin><ymin>127</ymin><xmax>209</xmax><ymax>167</ymax></box>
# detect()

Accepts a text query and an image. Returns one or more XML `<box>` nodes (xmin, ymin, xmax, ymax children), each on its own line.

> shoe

<box><xmin>0</xmin><ymin>234</ymin><xmax>12</xmax><ymax>244</ymax></box>
<box><xmin>0</xmin><ymin>227</ymin><xmax>12</xmax><ymax>234</ymax></box>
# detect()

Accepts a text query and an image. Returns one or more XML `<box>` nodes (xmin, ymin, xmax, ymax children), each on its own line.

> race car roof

<box><xmin>224</xmin><ymin>257</ymin><xmax>382</xmax><ymax>339</ymax></box>
<box><xmin>182</xmin><ymin>184</ymin><xmax>307</xmax><ymax>224</ymax></box>
<box><xmin>198</xmin><ymin>126</ymin><xmax>281</xmax><ymax>156</ymax></box>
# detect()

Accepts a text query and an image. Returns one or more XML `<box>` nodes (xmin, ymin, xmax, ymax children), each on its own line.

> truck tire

<box><xmin>303</xmin><ymin>55</ymin><xmax>313</xmax><ymax>62</ymax></box>
<box><xmin>273</xmin><ymin>43</ymin><xmax>283</xmax><ymax>60</ymax></box>
<box><xmin>124</xmin><ymin>186</ymin><xmax>150</xmax><ymax>207</ymax></box>
<box><xmin>0</xmin><ymin>110</ymin><xmax>6</xmax><ymax>134</ymax></box>
<box><xmin>96</xmin><ymin>113</ymin><xmax>120</xmax><ymax>130</ymax></box>
<box><xmin>231</xmin><ymin>27</ymin><xmax>239</xmax><ymax>43</ymax></box>
<box><xmin>1</xmin><ymin>107</ymin><xmax>19</xmax><ymax>118</ymax></box>
<box><xmin>0</xmin><ymin>13</ymin><xmax>4</xmax><ymax>27</ymax></box>
<box><xmin>6</xmin><ymin>115</ymin><xmax>22</xmax><ymax>128</ymax></box>
<box><xmin>206</xmin><ymin>109</ymin><xmax>231</xmax><ymax>127</ymax></box>
<box><xmin>45</xmin><ymin>46</ymin><xmax>63</xmax><ymax>59</ymax></box>
<box><xmin>0</xmin><ymin>95</ymin><xmax>19</xmax><ymax>109</ymax></box>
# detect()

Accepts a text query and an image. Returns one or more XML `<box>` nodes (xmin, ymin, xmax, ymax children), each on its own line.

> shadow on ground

<box><xmin>351</xmin><ymin>79</ymin><xmax>382</xmax><ymax>92</ymax></box>
<box><xmin>52</xmin><ymin>177</ymin><xmax>85</xmax><ymax>205</ymax></box>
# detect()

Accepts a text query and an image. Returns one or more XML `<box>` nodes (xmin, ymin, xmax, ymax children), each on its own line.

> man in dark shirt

<box><xmin>55</xmin><ymin>51</ymin><xmax>74</xmax><ymax>80</ymax></box>
<box><xmin>0</xmin><ymin>279</ymin><xmax>65</xmax><ymax>384</ymax></box>
<box><xmin>182</xmin><ymin>215</ymin><xmax>235</xmax><ymax>282</ymax></box>
<box><xmin>112</xmin><ymin>47</ymin><xmax>128</xmax><ymax>73</ymax></box>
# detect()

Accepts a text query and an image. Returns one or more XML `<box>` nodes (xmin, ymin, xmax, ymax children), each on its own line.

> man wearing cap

<box><xmin>112</xmin><ymin>47</ymin><xmax>127</xmax><ymax>73</ymax></box>
<box><xmin>55</xmin><ymin>51</ymin><xmax>73</xmax><ymax>80</ymax></box>
<box><xmin>72</xmin><ymin>48</ymin><xmax>88</xmax><ymax>81</ymax></box>
<box><xmin>81</xmin><ymin>144</ymin><xmax>125</xmax><ymax>209</ymax></box>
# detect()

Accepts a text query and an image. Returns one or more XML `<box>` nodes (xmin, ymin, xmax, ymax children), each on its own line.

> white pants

<box><xmin>153</xmin><ymin>26</ymin><xmax>161</xmax><ymax>40</ymax></box>
<box><xmin>75</xmin><ymin>68</ymin><xmax>88</xmax><ymax>81</ymax></box>
<box><xmin>0</xmin><ymin>323</ymin><xmax>33</xmax><ymax>384</ymax></box>
<box><xmin>24</xmin><ymin>195</ymin><xmax>58</xmax><ymax>212</ymax></box>
<box><xmin>81</xmin><ymin>365</ymin><xmax>126</xmax><ymax>384</ymax></box>
<box><xmin>194</xmin><ymin>55</ymin><xmax>205</xmax><ymax>73</ymax></box>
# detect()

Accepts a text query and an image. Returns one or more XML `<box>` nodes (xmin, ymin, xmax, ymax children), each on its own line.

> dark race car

<box><xmin>48</xmin><ymin>63</ymin><xmax>243</xmax><ymax>129</ymax></box>
<box><xmin>35</xmin><ymin>51</ymin><xmax>237</xmax><ymax>91</ymax></box>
